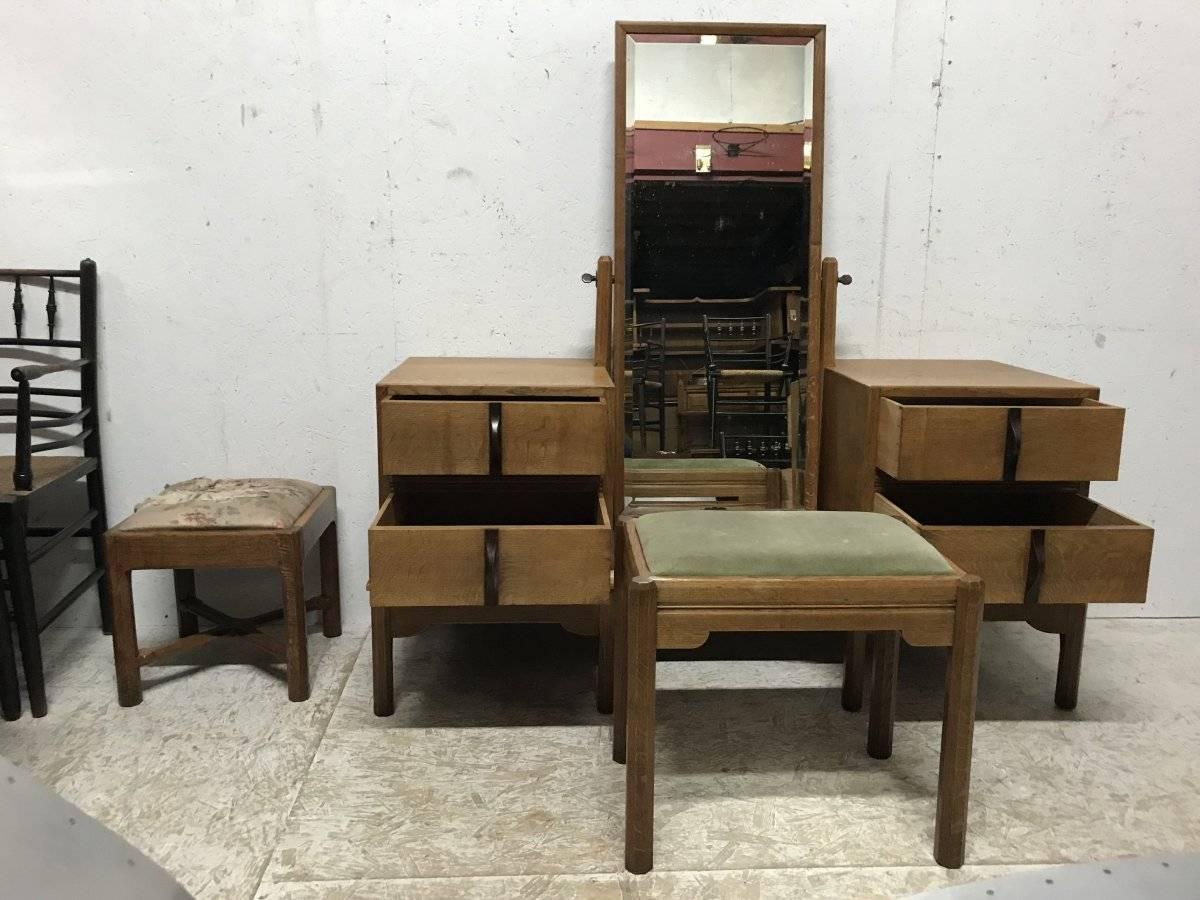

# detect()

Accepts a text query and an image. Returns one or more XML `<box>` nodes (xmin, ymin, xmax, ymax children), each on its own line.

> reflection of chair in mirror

<box><xmin>623</xmin><ymin>457</ymin><xmax>781</xmax><ymax>515</ymax></box>
<box><xmin>624</xmin><ymin>319</ymin><xmax>667</xmax><ymax>452</ymax></box>
<box><xmin>702</xmin><ymin>314</ymin><xmax>792</xmax><ymax>448</ymax></box>
<box><xmin>721</xmin><ymin>432</ymin><xmax>792</xmax><ymax>467</ymax></box>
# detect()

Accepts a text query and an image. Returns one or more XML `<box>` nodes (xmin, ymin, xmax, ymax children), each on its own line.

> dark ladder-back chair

<box><xmin>0</xmin><ymin>260</ymin><xmax>109</xmax><ymax>719</ymax></box>
<box><xmin>702</xmin><ymin>314</ymin><xmax>793</xmax><ymax>448</ymax></box>
<box><xmin>625</xmin><ymin>319</ymin><xmax>667</xmax><ymax>452</ymax></box>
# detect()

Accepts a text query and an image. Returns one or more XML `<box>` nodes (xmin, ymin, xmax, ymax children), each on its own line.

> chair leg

<box><xmin>173</xmin><ymin>569</ymin><xmax>199</xmax><ymax>638</ymax></box>
<box><xmin>867</xmin><ymin>631</ymin><xmax>899</xmax><ymax>760</ymax></box>
<box><xmin>0</xmin><ymin>585</ymin><xmax>21</xmax><ymax>720</ymax></box>
<box><xmin>624</xmin><ymin>576</ymin><xmax>657</xmax><ymax>874</ymax></box>
<box><xmin>280</xmin><ymin>536</ymin><xmax>309</xmax><ymax>702</ymax></box>
<box><xmin>596</xmin><ymin>603</ymin><xmax>613</xmax><ymax>714</ymax></box>
<box><xmin>934</xmin><ymin>579</ymin><xmax>984</xmax><ymax>869</ymax></box>
<box><xmin>86</xmin><ymin>465</ymin><xmax>113</xmax><ymax>634</ymax></box>
<box><xmin>372</xmin><ymin>607</ymin><xmax>395</xmax><ymax>717</ymax></box>
<box><xmin>1054</xmin><ymin>605</ymin><xmax>1086</xmax><ymax>710</ymax></box>
<box><xmin>841</xmin><ymin>632</ymin><xmax>867</xmax><ymax>712</ymax></box>
<box><xmin>108</xmin><ymin>560</ymin><xmax>143</xmax><ymax>707</ymax></box>
<box><xmin>2</xmin><ymin>504</ymin><xmax>46</xmax><ymax>717</ymax></box>
<box><xmin>708</xmin><ymin>375</ymin><xmax>719</xmax><ymax>448</ymax></box>
<box><xmin>319</xmin><ymin>520</ymin><xmax>343</xmax><ymax>638</ymax></box>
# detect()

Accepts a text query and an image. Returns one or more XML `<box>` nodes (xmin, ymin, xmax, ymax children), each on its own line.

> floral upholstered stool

<box><xmin>105</xmin><ymin>478</ymin><xmax>341</xmax><ymax>705</ymax></box>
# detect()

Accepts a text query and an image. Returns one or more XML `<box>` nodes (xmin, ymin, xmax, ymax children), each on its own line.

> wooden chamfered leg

<box><xmin>842</xmin><ymin>631</ymin><xmax>867</xmax><ymax>712</ymax></box>
<box><xmin>1054</xmin><ymin>605</ymin><xmax>1086</xmax><ymax>710</ymax></box>
<box><xmin>319</xmin><ymin>519</ymin><xmax>343</xmax><ymax>638</ymax></box>
<box><xmin>280</xmin><ymin>535</ymin><xmax>310</xmax><ymax>702</ymax></box>
<box><xmin>867</xmin><ymin>631</ymin><xmax>899</xmax><ymax>760</ymax></box>
<box><xmin>934</xmin><ymin>577</ymin><xmax>984</xmax><ymax>869</ymax></box>
<box><xmin>0</xmin><ymin>580</ymin><xmax>21</xmax><ymax>720</ymax></box>
<box><xmin>173</xmin><ymin>569</ymin><xmax>199</xmax><ymax>638</ymax></box>
<box><xmin>624</xmin><ymin>575</ymin><xmax>658</xmax><ymax>875</ymax></box>
<box><xmin>106</xmin><ymin>543</ymin><xmax>143</xmax><ymax>708</ymax></box>
<box><xmin>372</xmin><ymin>607</ymin><xmax>395</xmax><ymax>717</ymax></box>
<box><xmin>596</xmin><ymin>602</ymin><xmax>614</xmax><ymax>715</ymax></box>
<box><xmin>611</xmin><ymin>535</ymin><xmax>629</xmax><ymax>763</ymax></box>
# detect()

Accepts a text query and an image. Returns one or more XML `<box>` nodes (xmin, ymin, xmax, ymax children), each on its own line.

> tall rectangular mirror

<box><xmin>614</xmin><ymin>22</ymin><xmax>826</xmax><ymax>506</ymax></box>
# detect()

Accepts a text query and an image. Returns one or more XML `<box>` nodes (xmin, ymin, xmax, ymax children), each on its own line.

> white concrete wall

<box><xmin>1</xmin><ymin>0</ymin><xmax>1195</xmax><ymax>626</ymax></box>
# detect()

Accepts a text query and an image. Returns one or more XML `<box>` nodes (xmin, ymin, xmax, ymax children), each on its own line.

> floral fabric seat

<box><xmin>121</xmin><ymin>478</ymin><xmax>322</xmax><ymax>530</ymax></box>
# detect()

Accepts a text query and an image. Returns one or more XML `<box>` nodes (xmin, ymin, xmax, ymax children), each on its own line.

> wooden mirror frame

<box><xmin>612</xmin><ymin>21</ymin><xmax>828</xmax><ymax>508</ymax></box>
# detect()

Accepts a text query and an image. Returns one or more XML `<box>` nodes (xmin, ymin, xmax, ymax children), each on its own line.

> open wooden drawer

<box><xmin>875</xmin><ymin>488</ymin><xmax>1152</xmax><ymax>604</ymax></box>
<box><xmin>379</xmin><ymin>397</ymin><xmax>606</xmax><ymax>476</ymax></box>
<box><xmin>369</xmin><ymin>479</ymin><xmax>612</xmax><ymax>607</ymax></box>
<box><xmin>876</xmin><ymin>397</ymin><xmax>1124</xmax><ymax>481</ymax></box>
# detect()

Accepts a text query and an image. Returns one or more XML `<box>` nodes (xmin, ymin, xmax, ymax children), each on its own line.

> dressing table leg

<box><xmin>372</xmin><ymin>607</ymin><xmax>395</xmax><ymax>717</ymax></box>
<box><xmin>1054</xmin><ymin>606</ymin><xmax>1087</xmax><ymax>710</ymax></box>
<box><xmin>597</xmin><ymin>603</ymin><xmax>614</xmax><ymax>714</ymax></box>
<box><xmin>842</xmin><ymin>632</ymin><xmax>867</xmax><ymax>711</ymax></box>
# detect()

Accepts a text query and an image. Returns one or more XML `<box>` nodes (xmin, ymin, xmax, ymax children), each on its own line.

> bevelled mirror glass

<box><xmin>615</xmin><ymin>23</ymin><xmax>825</xmax><ymax>506</ymax></box>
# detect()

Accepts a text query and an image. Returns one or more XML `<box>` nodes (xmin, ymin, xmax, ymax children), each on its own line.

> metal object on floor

<box><xmin>0</xmin><ymin>755</ymin><xmax>193</xmax><ymax>899</ymax></box>
<box><xmin>909</xmin><ymin>854</ymin><xmax>1200</xmax><ymax>898</ymax></box>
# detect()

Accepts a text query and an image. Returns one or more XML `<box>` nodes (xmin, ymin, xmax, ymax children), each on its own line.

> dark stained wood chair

<box><xmin>611</xmin><ymin>510</ymin><xmax>984</xmax><ymax>873</ymax></box>
<box><xmin>0</xmin><ymin>260</ymin><xmax>109</xmax><ymax>719</ymax></box>
<box><xmin>702</xmin><ymin>314</ymin><xmax>793</xmax><ymax>447</ymax></box>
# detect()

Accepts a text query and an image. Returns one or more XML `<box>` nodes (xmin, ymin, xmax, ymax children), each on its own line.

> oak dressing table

<box><xmin>820</xmin><ymin>358</ymin><xmax>1154</xmax><ymax>709</ymax></box>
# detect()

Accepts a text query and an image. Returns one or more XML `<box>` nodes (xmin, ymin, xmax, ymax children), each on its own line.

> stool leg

<box><xmin>934</xmin><ymin>579</ymin><xmax>984</xmax><ymax>869</ymax></box>
<box><xmin>596</xmin><ymin>603</ymin><xmax>613</xmax><ymax>715</ymax></box>
<box><xmin>3</xmin><ymin>504</ymin><xmax>46</xmax><ymax>717</ymax></box>
<box><xmin>173</xmin><ymin>569</ymin><xmax>199</xmax><ymax>638</ymax></box>
<box><xmin>625</xmin><ymin>576</ymin><xmax>657</xmax><ymax>875</ymax></box>
<box><xmin>108</xmin><ymin>559</ymin><xmax>142</xmax><ymax>708</ymax></box>
<box><xmin>1054</xmin><ymin>605</ymin><xmax>1086</xmax><ymax>710</ymax></box>
<box><xmin>319</xmin><ymin>520</ymin><xmax>342</xmax><ymax>638</ymax></box>
<box><xmin>868</xmin><ymin>631</ymin><xmax>899</xmax><ymax>760</ymax></box>
<box><xmin>372</xmin><ymin>607</ymin><xmax>394</xmax><ymax>717</ymax></box>
<box><xmin>280</xmin><ymin>536</ymin><xmax>309</xmax><ymax>702</ymax></box>
<box><xmin>842</xmin><ymin>632</ymin><xmax>867</xmax><ymax>712</ymax></box>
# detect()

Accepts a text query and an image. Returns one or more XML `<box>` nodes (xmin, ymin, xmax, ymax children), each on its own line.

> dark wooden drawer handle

<box><xmin>484</xmin><ymin>528</ymin><xmax>499</xmax><ymax>606</ymax></box>
<box><xmin>1023</xmin><ymin>528</ymin><xmax>1045</xmax><ymax>605</ymax></box>
<box><xmin>488</xmin><ymin>402</ymin><xmax>502</xmax><ymax>475</ymax></box>
<box><xmin>1004</xmin><ymin>407</ymin><xmax>1023</xmax><ymax>481</ymax></box>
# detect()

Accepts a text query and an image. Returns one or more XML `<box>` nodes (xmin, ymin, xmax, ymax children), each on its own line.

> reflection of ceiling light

<box><xmin>700</xmin><ymin>34</ymin><xmax>717</xmax><ymax>44</ymax></box>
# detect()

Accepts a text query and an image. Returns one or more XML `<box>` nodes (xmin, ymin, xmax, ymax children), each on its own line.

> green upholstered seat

<box><xmin>635</xmin><ymin>510</ymin><xmax>953</xmax><ymax>578</ymax></box>
<box><xmin>625</xmin><ymin>457</ymin><xmax>765</xmax><ymax>471</ymax></box>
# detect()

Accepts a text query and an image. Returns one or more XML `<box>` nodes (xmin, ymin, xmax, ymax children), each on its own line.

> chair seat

<box><xmin>625</xmin><ymin>457</ymin><xmax>765</xmax><ymax>471</ymax></box>
<box><xmin>0</xmin><ymin>455</ymin><xmax>95</xmax><ymax>497</ymax></box>
<box><xmin>121</xmin><ymin>478</ymin><xmax>322</xmax><ymax>530</ymax></box>
<box><xmin>635</xmin><ymin>510</ymin><xmax>953</xmax><ymax>578</ymax></box>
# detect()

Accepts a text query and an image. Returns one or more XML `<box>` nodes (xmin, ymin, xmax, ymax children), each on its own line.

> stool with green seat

<box><xmin>612</xmin><ymin>509</ymin><xmax>983</xmax><ymax>874</ymax></box>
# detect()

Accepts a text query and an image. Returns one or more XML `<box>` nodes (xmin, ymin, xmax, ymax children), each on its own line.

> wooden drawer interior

<box><xmin>369</xmin><ymin>479</ymin><xmax>611</xmax><ymax>607</ymax></box>
<box><xmin>876</xmin><ymin>397</ymin><xmax>1124</xmax><ymax>482</ymax></box>
<box><xmin>875</xmin><ymin>488</ymin><xmax>1152</xmax><ymax>605</ymax></box>
<box><xmin>379</xmin><ymin>397</ymin><xmax>606</xmax><ymax>476</ymax></box>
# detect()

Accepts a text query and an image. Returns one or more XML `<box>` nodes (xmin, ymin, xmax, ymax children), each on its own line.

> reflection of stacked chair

<box><xmin>702</xmin><ymin>314</ymin><xmax>795</xmax><ymax>453</ymax></box>
<box><xmin>624</xmin><ymin>319</ymin><xmax>667</xmax><ymax>452</ymax></box>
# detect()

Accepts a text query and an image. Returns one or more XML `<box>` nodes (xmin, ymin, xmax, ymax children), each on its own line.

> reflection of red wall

<box><xmin>629</xmin><ymin>127</ymin><xmax>809</xmax><ymax>175</ymax></box>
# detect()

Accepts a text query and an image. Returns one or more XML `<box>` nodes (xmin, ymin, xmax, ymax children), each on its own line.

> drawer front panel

<box><xmin>379</xmin><ymin>399</ymin><xmax>605</xmax><ymax>476</ymax></box>
<box><xmin>876</xmin><ymin>398</ymin><xmax>1124</xmax><ymax>482</ymax></box>
<box><xmin>502</xmin><ymin>402</ymin><xmax>606</xmax><ymax>475</ymax></box>
<box><xmin>874</xmin><ymin>492</ymin><xmax>1152</xmax><ymax>605</ymax></box>
<box><xmin>379</xmin><ymin>400</ymin><xmax>489</xmax><ymax>475</ymax></box>
<box><xmin>369</xmin><ymin>495</ymin><xmax>611</xmax><ymax>607</ymax></box>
